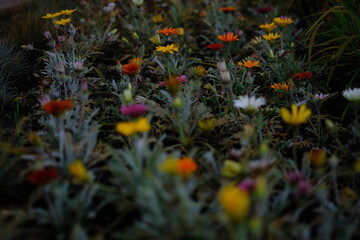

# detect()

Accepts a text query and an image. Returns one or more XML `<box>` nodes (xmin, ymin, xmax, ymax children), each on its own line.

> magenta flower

<box><xmin>256</xmin><ymin>6</ymin><xmax>273</xmax><ymax>14</ymax></box>
<box><xmin>238</xmin><ymin>179</ymin><xmax>256</xmax><ymax>193</ymax></box>
<box><xmin>120</xmin><ymin>104</ymin><xmax>148</xmax><ymax>117</ymax></box>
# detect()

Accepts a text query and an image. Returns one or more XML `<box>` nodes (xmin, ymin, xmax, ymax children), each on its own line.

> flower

<box><xmin>193</xmin><ymin>65</ymin><xmax>208</xmax><ymax>77</ymax></box>
<box><xmin>155</xmin><ymin>44</ymin><xmax>179</xmax><ymax>54</ymax></box>
<box><xmin>292</xmin><ymin>72</ymin><xmax>313</xmax><ymax>79</ymax></box>
<box><xmin>160</xmin><ymin>157</ymin><xmax>198</xmax><ymax>179</ymax></box>
<box><xmin>286</xmin><ymin>171</ymin><xmax>305</xmax><ymax>184</ymax></box>
<box><xmin>132</xmin><ymin>0</ymin><xmax>144</xmax><ymax>6</ymax></box>
<box><xmin>238</xmin><ymin>179</ymin><xmax>256</xmax><ymax>193</ymax></box>
<box><xmin>152</xmin><ymin>14</ymin><xmax>163</xmax><ymax>23</ymax></box>
<box><xmin>178</xmin><ymin>157</ymin><xmax>198</xmax><ymax>179</ymax></box>
<box><xmin>259</xmin><ymin>22</ymin><xmax>277</xmax><ymax>32</ymax></box>
<box><xmin>158</xmin><ymin>27</ymin><xmax>177</xmax><ymax>36</ymax></box>
<box><xmin>342</xmin><ymin>88</ymin><xmax>360</xmax><ymax>103</ymax></box>
<box><xmin>221</xmin><ymin>160</ymin><xmax>242</xmax><ymax>178</ymax></box>
<box><xmin>273</xmin><ymin>16</ymin><xmax>293</xmax><ymax>27</ymax></box>
<box><xmin>43</xmin><ymin>100</ymin><xmax>73</xmax><ymax>116</ymax></box>
<box><xmin>59</xmin><ymin>9</ymin><xmax>77</xmax><ymax>15</ymax></box>
<box><xmin>280</xmin><ymin>104</ymin><xmax>312</xmax><ymax>125</ymax></box>
<box><xmin>206</xmin><ymin>43</ymin><xmax>223</xmax><ymax>50</ymax></box>
<box><xmin>270</xmin><ymin>83</ymin><xmax>290</xmax><ymax>91</ymax></box>
<box><xmin>103</xmin><ymin>3</ymin><xmax>116</xmax><ymax>13</ymax></box>
<box><xmin>234</xmin><ymin>95</ymin><xmax>266</xmax><ymax>115</ymax></box>
<box><xmin>72</xmin><ymin>61</ymin><xmax>84</xmax><ymax>71</ymax></box>
<box><xmin>122</xmin><ymin>63</ymin><xmax>140</xmax><ymax>76</ymax></box>
<box><xmin>149</xmin><ymin>34</ymin><xmax>161</xmax><ymax>45</ymax></box>
<box><xmin>295</xmin><ymin>179</ymin><xmax>312</xmax><ymax>197</ymax></box>
<box><xmin>256</xmin><ymin>6</ymin><xmax>273</xmax><ymax>14</ymax></box>
<box><xmin>175</xmin><ymin>27</ymin><xmax>184</xmax><ymax>36</ymax></box>
<box><xmin>219</xmin><ymin>185</ymin><xmax>250</xmax><ymax>222</ymax></box>
<box><xmin>120</xmin><ymin>104</ymin><xmax>148</xmax><ymax>117</ymax></box>
<box><xmin>42</xmin><ymin>12</ymin><xmax>62</xmax><ymax>19</ymax></box>
<box><xmin>313</xmin><ymin>93</ymin><xmax>329</xmax><ymax>100</ymax></box>
<box><xmin>218</xmin><ymin>32</ymin><xmax>239</xmax><ymax>42</ymax></box>
<box><xmin>129</xmin><ymin>57</ymin><xmax>142</xmax><ymax>66</ymax></box>
<box><xmin>116</xmin><ymin>117</ymin><xmax>151</xmax><ymax>136</ymax></box>
<box><xmin>54</xmin><ymin>18</ymin><xmax>72</xmax><ymax>26</ymax></box>
<box><xmin>262</xmin><ymin>33</ymin><xmax>281</xmax><ymax>43</ymax></box>
<box><xmin>250</xmin><ymin>36</ymin><xmax>263</xmax><ymax>46</ymax></box>
<box><xmin>219</xmin><ymin>7</ymin><xmax>236</xmax><ymax>13</ymax></box>
<box><xmin>68</xmin><ymin>160</ymin><xmax>89</xmax><ymax>183</ymax></box>
<box><xmin>160</xmin><ymin>75</ymin><xmax>187</xmax><ymax>94</ymax></box>
<box><xmin>308</xmin><ymin>149</ymin><xmax>326</xmax><ymax>167</ymax></box>
<box><xmin>27</xmin><ymin>167</ymin><xmax>59</xmax><ymax>185</ymax></box>
<box><xmin>198</xmin><ymin>118</ymin><xmax>215</xmax><ymax>131</ymax></box>
<box><xmin>238</xmin><ymin>59</ymin><xmax>260</xmax><ymax>69</ymax></box>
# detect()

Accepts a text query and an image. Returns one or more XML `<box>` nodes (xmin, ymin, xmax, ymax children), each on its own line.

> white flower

<box><xmin>343</xmin><ymin>88</ymin><xmax>360</xmax><ymax>103</ymax></box>
<box><xmin>103</xmin><ymin>3</ymin><xmax>116</xmax><ymax>13</ymax></box>
<box><xmin>234</xmin><ymin>95</ymin><xmax>266</xmax><ymax>114</ymax></box>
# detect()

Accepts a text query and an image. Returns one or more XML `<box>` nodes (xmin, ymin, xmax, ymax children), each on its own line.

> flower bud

<box><xmin>173</xmin><ymin>97</ymin><xmax>182</xmax><ymax>110</ymax></box>
<box><xmin>220</xmin><ymin>70</ymin><xmax>231</xmax><ymax>83</ymax></box>
<box><xmin>176</xmin><ymin>27</ymin><xmax>184</xmax><ymax>36</ymax></box>
<box><xmin>123</xmin><ymin>89</ymin><xmax>133</xmax><ymax>103</ymax></box>
<box><xmin>221</xmin><ymin>160</ymin><xmax>242</xmax><ymax>177</ymax></box>
<box><xmin>132</xmin><ymin>0</ymin><xmax>144</xmax><ymax>6</ymax></box>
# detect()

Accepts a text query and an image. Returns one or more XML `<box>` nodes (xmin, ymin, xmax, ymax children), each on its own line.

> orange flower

<box><xmin>292</xmin><ymin>72</ymin><xmax>313</xmax><ymax>79</ymax></box>
<box><xmin>129</xmin><ymin>57</ymin><xmax>142</xmax><ymax>66</ymax></box>
<box><xmin>219</xmin><ymin>7</ymin><xmax>236</xmax><ymax>13</ymax></box>
<box><xmin>43</xmin><ymin>100</ymin><xmax>73</xmax><ymax>116</ymax></box>
<box><xmin>270</xmin><ymin>83</ymin><xmax>290</xmax><ymax>91</ymax></box>
<box><xmin>238</xmin><ymin>59</ymin><xmax>260</xmax><ymax>69</ymax></box>
<box><xmin>218</xmin><ymin>32</ymin><xmax>239</xmax><ymax>42</ymax></box>
<box><xmin>122</xmin><ymin>63</ymin><xmax>140</xmax><ymax>76</ymax></box>
<box><xmin>178</xmin><ymin>157</ymin><xmax>198</xmax><ymax>178</ymax></box>
<box><xmin>158</xmin><ymin>27</ymin><xmax>177</xmax><ymax>36</ymax></box>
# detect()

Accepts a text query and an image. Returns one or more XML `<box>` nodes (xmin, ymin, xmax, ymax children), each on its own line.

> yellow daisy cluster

<box><xmin>259</xmin><ymin>16</ymin><xmax>293</xmax><ymax>43</ymax></box>
<box><xmin>42</xmin><ymin>9</ymin><xmax>77</xmax><ymax>26</ymax></box>
<box><xmin>116</xmin><ymin>117</ymin><xmax>151</xmax><ymax>136</ymax></box>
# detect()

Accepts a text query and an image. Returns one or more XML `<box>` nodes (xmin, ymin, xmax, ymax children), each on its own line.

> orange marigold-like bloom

<box><xmin>238</xmin><ymin>59</ymin><xmax>260</xmax><ymax>69</ymax></box>
<box><xmin>219</xmin><ymin>7</ymin><xmax>236</xmax><ymax>13</ymax></box>
<box><xmin>292</xmin><ymin>72</ymin><xmax>313</xmax><ymax>79</ymax></box>
<box><xmin>158</xmin><ymin>27</ymin><xmax>177</xmax><ymax>36</ymax></box>
<box><xmin>129</xmin><ymin>57</ymin><xmax>142</xmax><ymax>66</ymax></box>
<box><xmin>218</xmin><ymin>32</ymin><xmax>239</xmax><ymax>42</ymax></box>
<box><xmin>270</xmin><ymin>83</ymin><xmax>290</xmax><ymax>91</ymax></box>
<box><xmin>178</xmin><ymin>157</ymin><xmax>198</xmax><ymax>178</ymax></box>
<box><xmin>43</xmin><ymin>100</ymin><xmax>73</xmax><ymax>116</ymax></box>
<box><xmin>122</xmin><ymin>63</ymin><xmax>140</xmax><ymax>76</ymax></box>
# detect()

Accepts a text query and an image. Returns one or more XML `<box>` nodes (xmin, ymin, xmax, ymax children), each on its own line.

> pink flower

<box><xmin>238</xmin><ymin>179</ymin><xmax>256</xmax><ymax>193</ymax></box>
<box><xmin>120</xmin><ymin>104</ymin><xmax>148</xmax><ymax>118</ymax></box>
<box><xmin>295</xmin><ymin>180</ymin><xmax>312</xmax><ymax>197</ymax></box>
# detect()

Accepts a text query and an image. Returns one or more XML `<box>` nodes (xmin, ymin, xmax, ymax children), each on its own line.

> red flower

<box><xmin>27</xmin><ymin>167</ymin><xmax>59</xmax><ymax>185</ymax></box>
<box><xmin>256</xmin><ymin>6</ymin><xmax>273</xmax><ymax>14</ymax></box>
<box><xmin>43</xmin><ymin>100</ymin><xmax>73</xmax><ymax>116</ymax></box>
<box><xmin>219</xmin><ymin>7</ymin><xmax>236</xmax><ymax>13</ymax></box>
<box><xmin>206</xmin><ymin>43</ymin><xmax>223</xmax><ymax>50</ymax></box>
<box><xmin>292</xmin><ymin>72</ymin><xmax>313</xmax><ymax>79</ymax></box>
<box><xmin>122</xmin><ymin>63</ymin><xmax>140</xmax><ymax>76</ymax></box>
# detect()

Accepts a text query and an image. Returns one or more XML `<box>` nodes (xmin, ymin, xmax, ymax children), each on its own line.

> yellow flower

<box><xmin>193</xmin><ymin>65</ymin><xmax>208</xmax><ymax>77</ymax></box>
<box><xmin>198</xmin><ymin>118</ymin><xmax>215</xmax><ymax>131</ymax></box>
<box><xmin>115</xmin><ymin>117</ymin><xmax>151</xmax><ymax>136</ymax></box>
<box><xmin>280</xmin><ymin>104</ymin><xmax>312</xmax><ymax>125</ymax></box>
<box><xmin>250</xmin><ymin>36</ymin><xmax>262</xmax><ymax>46</ymax></box>
<box><xmin>54</xmin><ymin>18</ymin><xmax>72</xmax><ymax>26</ymax></box>
<box><xmin>149</xmin><ymin>34</ymin><xmax>162</xmax><ymax>45</ymax></box>
<box><xmin>262</xmin><ymin>33</ymin><xmax>281</xmax><ymax>43</ymax></box>
<box><xmin>59</xmin><ymin>9</ymin><xmax>77</xmax><ymax>15</ymax></box>
<box><xmin>159</xmin><ymin>157</ymin><xmax>179</xmax><ymax>175</ymax></box>
<box><xmin>152</xmin><ymin>14</ymin><xmax>164</xmax><ymax>23</ymax></box>
<box><xmin>219</xmin><ymin>185</ymin><xmax>250</xmax><ymax>222</ymax></box>
<box><xmin>259</xmin><ymin>22</ymin><xmax>277</xmax><ymax>32</ymax></box>
<box><xmin>155</xmin><ymin>44</ymin><xmax>179</xmax><ymax>54</ymax></box>
<box><xmin>273</xmin><ymin>17</ymin><xmax>293</xmax><ymax>27</ymax></box>
<box><xmin>42</xmin><ymin>12</ymin><xmax>62</xmax><ymax>19</ymax></box>
<box><xmin>175</xmin><ymin>27</ymin><xmax>184</xmax><ymax>36</ymax></box>
<box><xmin>221</xmin><ymin>160</ymin><xmax>242</xmax><ymax>178</ymax></box>
<box><xmin>68</xmin><ymin>160</ymin><xmax>89</xmax><ymax>182</ymax></box>
<box><xmin>238</xmin><ymin>59</ymin><xmax>260</xmax><ymax>69</ymax></box>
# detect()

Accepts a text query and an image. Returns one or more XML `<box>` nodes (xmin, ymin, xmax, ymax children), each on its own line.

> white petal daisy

<box><xmin>343</xmin><ymin>88</ymin><xmax>360</xmax><ymax>103</ymax></box>
<box><xmin>234</xmin><ymin>95</ymin><xmax>266</xmax><ymax>114</ymax></box>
